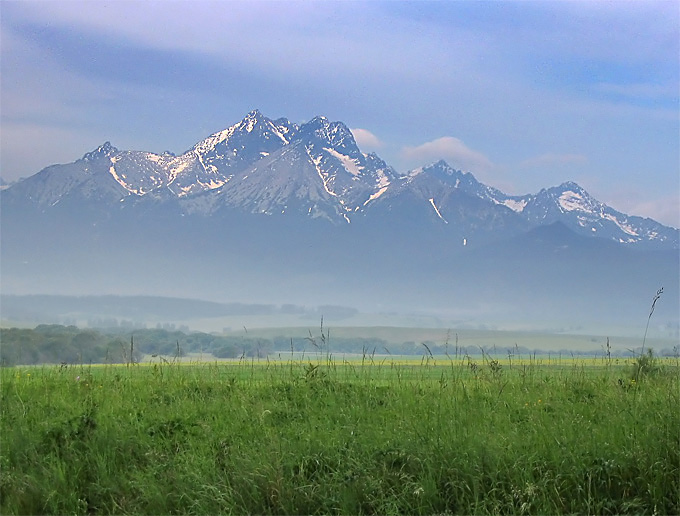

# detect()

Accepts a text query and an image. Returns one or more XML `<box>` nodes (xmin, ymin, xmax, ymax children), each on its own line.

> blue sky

<box><xmin>1</xmin><ymin>0</ymin><xmax>678</xmax><ymax>226</ymax></box>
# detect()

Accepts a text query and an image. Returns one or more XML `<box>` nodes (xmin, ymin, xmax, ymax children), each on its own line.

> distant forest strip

<box><xmin>2</xmin><ymin>325</ymin><xmax>679</xmax><ymax>367</ymax></box>
<box><xmin>0</xmin><ymin>325</ymin><xmax>269</xmax><ymax>366</ymax></box>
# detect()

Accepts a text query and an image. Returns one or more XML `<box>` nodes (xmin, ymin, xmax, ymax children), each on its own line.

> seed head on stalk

<box><xmin>642</xmin><ymin>287</ymin><xmax>663</xmax><ymax>355</ymax></box>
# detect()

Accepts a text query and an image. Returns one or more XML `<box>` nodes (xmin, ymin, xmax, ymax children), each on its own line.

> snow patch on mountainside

<box><xmin>108</xmin><ymin>162</ymin><xmax>142</xmax><ymax>195</ymax></box>
<box><xmin>194</xmin><ymin>151</ymin><xmax>218</xmax><ymax>175</ymax></box>
<box><xmin>145</xmin><ymin>153</ymin><xmax>164</xmax><ymax>164</ymax></box>
<box><xmin>199</xmin><ymin>178</ymin><xmax>227</xmax><ymax>190</ymax></box>
<box><xmin>376</xmin><ymin>169</ymin><xmax>391</xmax><ymax>189</ymax></box>
<box><xmin>193</xmin><ymin>127</ymin><xmax>236</xmax><ymax>155</ymax></box>
<box><xmin>269</xmin><ymin>124</ymin><xmax>292</xmax><ymax>144</ymax></box>
<box><xmin>364</xmin><ymin>186</ymin><xmax>389</xmax><ymax>206</ymax></box>
<box><xmin>501</xmin><ymin>199</ymin><xmax>527</xmax><ymax>213</ymax></box>
<box><xmin>323</xmin><ymin>147</ymin><xmax>363</xmax><ymax>177</ymax></box>
<box><xmin>603</xmin><ymin>213</ymin><xmax>638</xmax><ymax>236</ymax></box>
<box><xmin>169</xmin><ymin>158</ymin><xmax>192</xmax><ymax>178</ymax></box>
<box><xmin>244</xmin><ymin>115</ymin><xmax>257</xmax><ymax>133</ymax></box>
<box><xmin>306</xmin><ymin>147</ymin><xmax>338</xmax><ymax>198</ymax></box>
<box><xmin>558</xmin><ymin>189</ymin><xmax>598</xmax><ymax>213</ymax></box>
<box><xmin>429</xmin><ymin>198</ymin><xmax>448</xmax><ymax>223</ymax></box>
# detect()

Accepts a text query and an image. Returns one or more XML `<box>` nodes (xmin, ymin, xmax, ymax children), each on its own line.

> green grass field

<box><xmin>2</xmin><ymin>355</ymin><xmax>678</xmax><ymax>515</ymax></box>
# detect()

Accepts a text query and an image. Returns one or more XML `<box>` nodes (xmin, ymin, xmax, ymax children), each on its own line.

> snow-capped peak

<box><xmin>240</xmin><ymin>109</ymin><xmax>265</xmax><ymax>133</ymax></box>
<box><xmin>82</xmin><ymin>142</ymin><xmax>118</xmax><ymax>161</ymax></box>
<box><xmin>558</xmin><ymin>190</ymin><xmax>590</xmax><ymax>213</ymax></box>
<box><xmin>298</xmin><ymin>116</ymin><xmax>358</xmax><ymax>153</ymax></box>
<box><xmin>192</xmin><ymin>110</ymin><xmax>295</xmax><ymax>156</ymax></box>
<box><xmin>551</xmin><ymin>181</ymin><xmax>599</xmax><ymax>214</ymax></box>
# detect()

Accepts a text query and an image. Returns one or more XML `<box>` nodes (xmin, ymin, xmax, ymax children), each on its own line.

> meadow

<box><xmin>1</xmin><ymin>353</ymin><xmax>678</xmax><ymax>515</ymax></box>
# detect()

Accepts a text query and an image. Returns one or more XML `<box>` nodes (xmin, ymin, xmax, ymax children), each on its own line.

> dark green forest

<box><xmin>0</xmin><ymin>326</ymin><xmax>272</xmax><ymax>366</ymax></box>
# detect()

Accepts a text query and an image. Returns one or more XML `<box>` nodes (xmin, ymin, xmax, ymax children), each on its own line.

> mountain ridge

<box><xmin>3</xmin><ymin>110</ymin><xmax>676</xmax><ymax>249</ymax></box>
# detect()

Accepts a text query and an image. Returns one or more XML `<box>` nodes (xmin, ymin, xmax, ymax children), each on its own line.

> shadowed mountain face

<box><xmin>1</xmin><ymin>111</ymin><xmax>678</xmax><ymax>329</ymax></box>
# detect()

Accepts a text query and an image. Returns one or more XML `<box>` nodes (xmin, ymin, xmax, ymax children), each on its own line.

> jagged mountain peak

<box><xmin>237</xmin><ymin>109</ymin><xmax>268</xmax><ymax>132</ymax></box>
<box><xmin>297</xmin><ymin>116</ymin><xmax>359</xmax><ymax>155</ymax></box>
<box><xmin>534</xmin><ymin>180</ymin><xmax>601</xmax><ymax>215</ymax></box>
<box><xmin>556</xmin><ymin>180</ymin><xmax>586</xmax><ymax>191</ymax></box>
<box><xmin>407</xmin><ymin>161</ymin><xmax>494</xmax><ymax>199</ymax></box>
<box><xmin>542</xmin><ymin>180</ymin><xmax>593</xmax><ymax>200</ymax></box>
<box><xmin>429</xmin><ymin>159</ymin><xmax>455</xmax><ymax>170</ymax></box>
<box><xmin>421</xmin><ymin>160</ymin><xmax>465</xmax><ymax>182</ymax></box>
<box><xmin>82</xmin><ymin>141</ymin><xmax>118</xmax><ymax>161</ymax></box>
<box><xmin>192</xmin><ymin>110</ymin><xmax>293</xmax><ymax>156</ymax></box>
<box><xmin>235</xmin><ymin>110</ymin><xmax>294</xmax><ymax>144</ymax></box>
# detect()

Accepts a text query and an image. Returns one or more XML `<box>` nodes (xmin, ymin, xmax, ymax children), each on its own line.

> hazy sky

<box><xmin>1</xmin><ymin>1</ymin><xmax>678</xmax><ymax>226</ymax></box>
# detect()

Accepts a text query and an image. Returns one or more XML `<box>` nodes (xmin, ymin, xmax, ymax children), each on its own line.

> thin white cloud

<box><xmin>519</xmin><ymin>153</ymin><xmax>588</xmax><ymax>169</ymax></box>
<box><xmin>350</xmin><ymin>128</ymin><xmax>382</xmax><ymax>150</ymax></box>
<box><xmin>401</xmin><ymin>137</ymin><xmax>493</xmax><ymax>173</ymax></box>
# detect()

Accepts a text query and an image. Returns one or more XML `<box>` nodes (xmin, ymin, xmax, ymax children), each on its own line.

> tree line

<box><xmin>2</xmin><ymin>324</ymin><xmax>676</xmax><ymax>366</ymax></box>
<box><xmin>0</xmin><ymin>325</ymin><xmax>271</xmax><ymax>366</ymax></box>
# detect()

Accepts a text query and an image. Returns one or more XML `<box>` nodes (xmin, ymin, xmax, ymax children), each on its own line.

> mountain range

<box><xmin>1</xmin><ymin>110</ymin><xmax>678</xmax><ymax>330</ymax></box>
